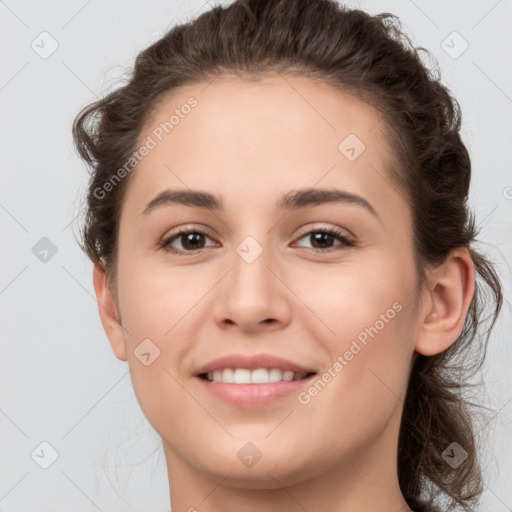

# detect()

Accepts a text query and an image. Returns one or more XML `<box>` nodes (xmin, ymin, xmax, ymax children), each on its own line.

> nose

<box><xmin>211</xmin><ymin>238</ymin><xmax>292</xmax><ymax>333</ymax></box>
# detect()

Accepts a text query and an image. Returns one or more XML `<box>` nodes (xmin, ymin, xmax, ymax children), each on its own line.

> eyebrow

<box><xmin>142</xmin><ymin>187</ymin><xmax>379</xmax><ymax>218</ymax></box>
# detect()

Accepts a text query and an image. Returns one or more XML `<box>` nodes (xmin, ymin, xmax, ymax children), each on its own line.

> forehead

<box><xmin>125</xmin><ymin>73</ymin><xmax>406</xmax><ymax>222</ymax></box>
<box><xmin>141</xmin><ymin>73</ymin><xmax>389</xmax><ymax>158</ymax></box>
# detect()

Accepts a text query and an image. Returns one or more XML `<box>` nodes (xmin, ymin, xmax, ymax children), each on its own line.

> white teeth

<box><xmin>221</xmin><ymin>368</ymin><xmax>234</xmax><ymax>383</ymax></box>
<box><xmin>251</xmin><ymin>368</ymin><xmax>269</xmax><ymax>384</ymax></box>
<box><xmin>206</xmin><ymin>368</ymin><xmax>309</xmax><ymax>384</ymax></box>
<box><xmin>282</xmin><ymin>370</ymin><xmax>294</xmax><ymax>381</ymax></box>
<box><xmin>268</xmin><ymin>368</ymin><xmax>282</xmax><ymax>382</ymax></box>
<box><xmin>234</xmin><ymin>369</ymin><xmax>251</xmax><ymax>384</ymax></box>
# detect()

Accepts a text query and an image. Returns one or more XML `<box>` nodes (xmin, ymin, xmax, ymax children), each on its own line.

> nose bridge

<box><xmin>227</xmin><ymin>206</ymin><xmax>277</xmax><ymax>285</ymax></box>
<box><xmin>230</xmin><ymin>232</ymin><xmax>275</xmax><ymax>299</ymax></box>
<box><xmin>211</xmin><ymin>229</ymin><xmax>290</xmax><ymax>330</ymax></box>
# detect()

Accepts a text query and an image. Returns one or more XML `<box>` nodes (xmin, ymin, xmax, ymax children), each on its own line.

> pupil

<box><xmin>312</xmin><ymin>232</ymin><xmax>333</xmax><ymax>248</ymax></box>
<box><xmin>183</xmin><ymin>233</ymin><xmax>204</xmax><ymax>250</ymax></box>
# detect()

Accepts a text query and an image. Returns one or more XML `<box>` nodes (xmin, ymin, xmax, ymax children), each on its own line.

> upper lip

<box><xmin>194</xmin><ymin>353</ymin><xmax>317</xmax><ymax>376</ymax></box>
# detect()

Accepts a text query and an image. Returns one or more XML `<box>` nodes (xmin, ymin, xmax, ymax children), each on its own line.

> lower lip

<box><xmin>195</xmin><ymin>375</ymin><xmax>316</xmax><ymax>406</ymax></box>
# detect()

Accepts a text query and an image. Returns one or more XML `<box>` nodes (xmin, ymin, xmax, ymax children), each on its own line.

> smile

<box><xmin>200</xmin><ymin>368</ymin><xmax>314</xmax><ymax>384</ymax></box>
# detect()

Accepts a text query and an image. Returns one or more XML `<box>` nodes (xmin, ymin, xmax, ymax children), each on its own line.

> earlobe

<box><xmin>415</xmin><ymin>247</ymin><xmax>475</xmax><ymax>357</ymax></box>
<box><xmin>92</xmin><ymin>262</ymin><xmax>127</xmax><ymax>361</ymax></box>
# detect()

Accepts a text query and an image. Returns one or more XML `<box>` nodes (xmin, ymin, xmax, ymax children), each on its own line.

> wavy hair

<box><xmin>72</xmin><ymin>1</ymin><xmax>504</xmax><ymax>510</ymax></box>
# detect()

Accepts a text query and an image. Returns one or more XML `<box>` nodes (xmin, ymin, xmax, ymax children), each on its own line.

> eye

<box><xmin>160</xmin><ymin>226</ymin><xmax>355</xmax><ymax>256</ymax></box>
<box><xmin>161</xmin><ymin>229</ymin><xmax>217</xmax><ymax>254</ymax></box>
<box><xmin>293</xmin><ymin>227</ymin><xmax>354</xmax><ymax>252</ymax></box>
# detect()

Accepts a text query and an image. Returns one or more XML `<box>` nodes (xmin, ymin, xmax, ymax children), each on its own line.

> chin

<box><xmin>187</xmin><ymin>437</ymin><xmax>317</xmax><ymax>489</ymax></box>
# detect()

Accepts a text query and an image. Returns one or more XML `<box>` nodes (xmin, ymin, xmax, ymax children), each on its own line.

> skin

<box><xmin>93</xmin><ymin>73</ymin><xmax>475</xmax><ymax>512</ymax></box>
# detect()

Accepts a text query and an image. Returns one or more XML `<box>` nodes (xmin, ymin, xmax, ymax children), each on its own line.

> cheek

<box><xmin>294</xmin><ymin>253</ymin><xmax>416</xmax><ymax>405</ymax></box>
<box><xmin>116</xmin><ymin>256</ymin><xmax>204</xmax><ymax>343</ymax></box>
<box><xmin>114</xmin><ymin>252</ymin><xmax>216</xmax><ymax>422</ymax></box>
<box><xmin>291</xmin><ymin>250</ymin><xmax>411</xmax><ymax>339</ymax></box>
<box><xmin>298</xmin><ymin>291</ymin><xmax>415</xmax><ymax>452</ymax></box>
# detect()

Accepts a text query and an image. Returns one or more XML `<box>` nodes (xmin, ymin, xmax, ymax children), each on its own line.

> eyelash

<box><xmin>160</xmin><ymin>226</ymin><xmax>355</xmax><ymax>256</ymax></box>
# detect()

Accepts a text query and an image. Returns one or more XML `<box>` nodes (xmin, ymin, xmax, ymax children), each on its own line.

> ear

<box><xmin>414</xmin><ymin>247</ymin><xmax>475</xmax><ymax>356</ymax></box>
<box><xmin>92</xmin><ymin>262</ymin><xmax>127</xmax><ymax>361</ymax></box>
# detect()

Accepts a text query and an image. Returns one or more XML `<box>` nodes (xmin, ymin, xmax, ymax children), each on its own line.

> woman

<box><xmin>72</xmin><ymin>1</ymin><xmax>503</xmax><ymax>511</ymax></box>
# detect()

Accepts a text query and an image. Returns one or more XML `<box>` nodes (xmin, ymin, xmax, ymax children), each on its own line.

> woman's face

<box><xmin>104</xmin><ymin>74</ymin><xmax>425</xmax><ymax>489</ymax></box>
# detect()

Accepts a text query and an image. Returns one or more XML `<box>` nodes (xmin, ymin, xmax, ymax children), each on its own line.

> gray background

<box><xmin>1</xmin><ymin>0</ymin><xmax>511</xmax><ymax>511</ymax></box>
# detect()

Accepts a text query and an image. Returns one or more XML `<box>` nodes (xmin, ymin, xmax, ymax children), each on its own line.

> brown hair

<box><xmin>72</xmin><ymin>0</ymin><xmax>503</xmax><ymax>510</ymax></box>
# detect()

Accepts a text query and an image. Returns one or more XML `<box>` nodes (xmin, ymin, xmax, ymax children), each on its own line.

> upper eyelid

<box><xmin>162</xmin><ymin>223</ymin><xmax>351</xmax><ymax>238</ymax></box>
<box><xmin>295</xmin><ymin>224</ymin><xmax>352</xmax><ymax>239</ymax></box>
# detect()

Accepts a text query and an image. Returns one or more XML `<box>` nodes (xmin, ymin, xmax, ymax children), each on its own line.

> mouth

<box><xmin>193</xmin><ymin>353</ymin><xmax>318</xmax><ymax>406</ymax></box>
<box><xmin>194</xmin><ymin>367</ymin><xmax>317</xmax><ymax>406</ymax></box>
<box><xmin>197</xmin><ymin>368</ymin><xmax>316</xmax><ymax>384</ymax></box>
